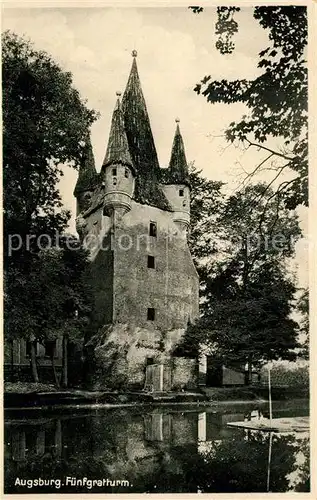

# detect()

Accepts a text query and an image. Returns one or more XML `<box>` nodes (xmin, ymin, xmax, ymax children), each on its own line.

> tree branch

<box><xmin>236</xmin><ymin>153</ymin><xmax>274</xmax><ymax>191</ymax></box>
<box><xmin>244</xmin><ymin>138</ymin><xmax>295</xmax><ymax>162</ymax></box>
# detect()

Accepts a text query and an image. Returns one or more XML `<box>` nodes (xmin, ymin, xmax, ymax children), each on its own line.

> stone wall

<box><xmin>87</xmin><ymin>231</ymin><xmax>114</xmax><ymax>332</ymax></box>
<box><xmin>84</xmin><ymin>200</ymin><xmax>199</xmax><ymax>390</ymax></box>
<box><xmin>86</xmin><ymin>323</ymin><xmax>193</xmax><ymax>391</ymax></box>
<box><xmin>112</xmin><ymin>201</ymin><xmax>199</xmax><ymax>330</ymax></box>
<box><xmin>172</xmin><ymin>357</ymin><xmax>197</xmax><ymax>390</ymax></box>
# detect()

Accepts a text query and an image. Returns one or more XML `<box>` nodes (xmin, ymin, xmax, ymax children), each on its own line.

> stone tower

<box><xmin>74</xmin><ymin>52</ymin><xmax>199</xmax><ymax>390</ymax></box>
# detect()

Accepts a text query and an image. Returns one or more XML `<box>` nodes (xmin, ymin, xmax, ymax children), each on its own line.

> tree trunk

<box><xmin>247</xmin><ymin>356</ymin><xmax>253</xmax><ymax>386</ymax></box>
<box><xmin>10</xmin><ymin>339</ymin><xmax>15</xmax><ymax>382</ymax></box>
<box><xmin>51</xmin><ymin>352</ymin><xmax>60</xmax><ymax>388</ymax></box>
<box><xmin>61</xmin><ymin>335</ymin><xmax>68</xmax><ymax>388</ymax></box>
<box><xmin>30</xmin><ymin>342</ymin><xmax>39</xmax><ymax>383</ymax></box>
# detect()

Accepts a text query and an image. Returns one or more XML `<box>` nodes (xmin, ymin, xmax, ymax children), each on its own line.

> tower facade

<box><xmin>75</xmin><ymin>53</ymin><xmax>199</xmax><ymax>390</ymax></box>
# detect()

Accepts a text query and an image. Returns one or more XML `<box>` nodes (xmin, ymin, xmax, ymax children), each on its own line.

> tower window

<box><xmin>113</xmin><ymin>177</ymin><xmax>117</xmax><ymax>186</ymax></box>
<box><xmin>179</xmin><ymin>189</ymin><xmax>184</xmax><ymax>197</ymax></box>
<box><xmin>182</xmin><ymin>200</ymin><xmax>186</xmax><ymax>207</ymax></box>
<box><xmin>149</xmin><ymin>221</ymin><xmax>157</xmax><ymax>237</ymax></box>
<box><xmin>147</xmin><ymin>255</ymin><xmax>155</xmax><ymax>269</ymax></box>
<box><xmin>125</xmin><ymin>168</ymin><xmax>129</xmax><ymax>178</ymax></box>
<box><xmin>112</xmin><ymin>168</ymin><xmax>117</xmax><ymax>176</ymax></box>
<box><xmin>147</xmin><ymin>308</ymin><xmax>155</xmax><ymax>321</ymax></box>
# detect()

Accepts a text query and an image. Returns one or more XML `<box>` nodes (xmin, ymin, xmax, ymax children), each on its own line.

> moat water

<box><xmin>4</xmin><ymin>399</ymin><xmax>309</xmax><ymax>494</ymax></box>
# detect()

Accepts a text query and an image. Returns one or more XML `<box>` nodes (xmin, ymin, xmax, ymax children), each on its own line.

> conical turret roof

<box><xmin>121</xmin><ymin>51</ymin><xmax>171</xmax><ymax>210</ymax></box>
<box><xmin>74</xmin><ymin>135</ymin><xmax>98</xmax><ymax>196</ymax></box>
<box><xmin>102</xmin><ymin>93</ymin><xmax>135</xmax><ymax>172</ymax></box>
<box><xmin>166</xmin><ymin>120</ymin><xmax>190</xmax><ymax>186</ymax></box>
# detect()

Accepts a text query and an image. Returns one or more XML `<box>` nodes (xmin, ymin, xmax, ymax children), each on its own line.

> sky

<box><xmin>2</xmin><ymin>6</ymin><xmax>308</xmax><ymax>287</ymax></box>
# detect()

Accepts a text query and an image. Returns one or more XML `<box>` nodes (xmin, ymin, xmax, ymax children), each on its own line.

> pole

<box><xmin>268</xmin><ymin>365</ymin><xmax>272</xmax><ymax>426</ymax></box>
<box><xmin>266</xmin><ymin>431</ymin><xmax>273</xmax><ymax>492</ymax></box>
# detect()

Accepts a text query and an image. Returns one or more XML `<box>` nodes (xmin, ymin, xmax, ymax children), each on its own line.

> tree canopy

<box><xmin>191</xmin><ymin>6</ymin><xmax>308</xmax><ymax>209</ymax></box>
<box><xmin>2</xmin><ymin>30</ymin><xmax>97</xmax><ymax>261</ymax></box>
<box><xmin>182</xmin><ymin>171</ymin><xmax>302</xmax><ymax>368</ymax></box>
<box><xmin>297</xmin><ymin>288</ymin><xmax>309</xmax><ymax>359</ymax></box>
<box><xmin>3</xmin><ymin>31</ymin><xmax>97</xmax><ymax>383</ymax></box>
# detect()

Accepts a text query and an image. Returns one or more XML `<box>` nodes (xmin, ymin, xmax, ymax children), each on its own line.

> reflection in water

<box><xmin>4</xmin><ymin>405</ymin><xmax>310</xmax><ymax>493</ymax></box>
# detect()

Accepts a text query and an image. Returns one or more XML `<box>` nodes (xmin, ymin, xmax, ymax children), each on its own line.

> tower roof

<box><xmin>166</xmin><ymin>120</ymin><xmax>190</xmax><ymax>186</ymax></box>
<box><xmin>121</xmin><ymin>51</ymin><xmax>171</xmax><ymax>210</ymax></box>
<box><xmin>121</xmin><ymin>52</ymin><xmax>160</xmax><ymax>175</ymax></box>
<box><xmin>102</xmin><ymin>93</ymin><xmax>135</xmax><ymax>173</ymax></box>
<box><xmin>74</xmin><ymin>135</ymin><xmax>98</xmax><ymax>196</ymax></box>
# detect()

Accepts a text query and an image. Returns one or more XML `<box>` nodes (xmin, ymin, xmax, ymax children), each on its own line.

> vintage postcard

<box><xmin>2</xmin><ymin>0</ymin><xmax>314</xmax><ymax>497</ymax></box>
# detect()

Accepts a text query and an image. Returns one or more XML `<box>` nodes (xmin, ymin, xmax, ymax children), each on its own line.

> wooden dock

<box><xmin>227</xmin><ymin>416</ymin><xmax>309</xmax><ymax>433</ymax></box>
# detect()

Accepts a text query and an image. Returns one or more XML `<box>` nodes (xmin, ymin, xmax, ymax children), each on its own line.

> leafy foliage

<box><xmin>260</xmin><ymin>361</ymin><xmax>309</xmax><ymax>388</ymax></box>
<box><xmin>215</xmin><ymin>7</ymin><xmax>241</xmax><ymax>54</ymax></box>
<box><xmin>3</xmin><ymin>31</ymin><xmax>97</xmax><ymax>382</ymax></box>
<box><xmin>2</xmin><ymin>30</ymin><xmax>97</xmax><ymax>260</ymax></box>
<box><xmin>192</xmin><ymin>6</ymin><xmax>308</xmax><ymax>209</ymax></box>
<box><xmin>188</xmin><ymin>163</ymin><xmax>224</xmax><ymax>266</ymax></box>
<box><xmin>4</xmin><ymin>236</ymin><xmax>92</xmax><ymax>347</ymax></box>
<box><xmin>297</xmin><ymin>288</ymin><xmax>309</xmax><ymax>359</ymax></box>
<box><xmin>188</xmin><ymin>6</ymin><xmax>204</xmax><ymax>14</ymax></box>
<box><xmin>185</xmin><ymin>180</ymin><xmax>301</xmax><ymax>367</ymax></box>
<box><xmin>201</xmin><ymin>265</ymin><xmax>299</xmax><ymax>367</ymax></box>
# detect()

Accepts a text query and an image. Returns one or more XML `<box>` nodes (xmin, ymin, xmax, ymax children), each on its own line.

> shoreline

<box><xmin>4</xmin><ymin>385</ymin><xmax>309</xmax><ymax>412</ymax></box>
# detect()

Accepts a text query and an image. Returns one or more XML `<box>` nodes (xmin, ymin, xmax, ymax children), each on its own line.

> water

<box><xmin>4</xmin><ymin>400</ymin><xmax>309</xmax><ymax>494</ymax></box>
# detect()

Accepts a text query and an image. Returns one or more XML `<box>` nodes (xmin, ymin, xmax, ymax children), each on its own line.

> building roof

<box><xmin>73</xmin><ymin>135</ymin><xmax>98</xmax><ymax>196</ymax></box>
<box><xmin>164</xmin><ymin>120</ymin><xmax>190</xmax><ymax>187</ymax></box>
<box><xmin>121</xmin><ymin>52</ymin><xmax>171</xmax><ymax>211</ymax></box>
<box><xmin>102</xmin><ymin>93</ymin><xmax>135</xmax><ymax>173</ymax></box>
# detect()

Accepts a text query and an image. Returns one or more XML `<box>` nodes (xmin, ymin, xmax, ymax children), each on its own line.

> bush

<box><xmin>260</xmin><ymin>361</ymin><xmax>309</xmax><ymax>388</ymax></box>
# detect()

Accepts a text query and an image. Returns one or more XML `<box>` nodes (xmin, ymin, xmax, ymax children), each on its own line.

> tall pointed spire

<box><xmin>102</xmin><ymin>92</ymin><xmax>134</xmax><ymax>172</ymax></box>
<box><xmin>74</xmin><ymin>134</ymin><xmax>98</xmax><ymax>197</ymax></box>
<box><xmin>121</xmin><ymin>51</ymin><xmax>171</xmax><ymax>211</ymax></box>
<box><xmin>121</xmin><ymin>51</ymin><xmax>160</xmax><ymax>176</ymax></box>
<box><xmin>167</xmin><ymin>119</ymin><xmax>190</xmax><ymax>186</ymax></box>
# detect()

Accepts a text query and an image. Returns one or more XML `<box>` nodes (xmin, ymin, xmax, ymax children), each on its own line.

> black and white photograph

<box><xmin>2</xmin><ymin>2</ymin><xmax>312</xmax><ymax>495</ymax></box>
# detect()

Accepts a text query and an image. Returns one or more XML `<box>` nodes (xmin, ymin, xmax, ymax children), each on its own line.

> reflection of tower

<box><xmin>144</xmin><ymin>412</ymin><xmax>171</xmax><ymax>442</ymax></box>
<box><xmin>8</xmin><ymin>419</ymin><xmax>62</xmax><ymax>462</ymax></box>
<box><xmin>54</xmin><ymin>419</ymin><xmax>62</xmax><ymax>458</ymax></box>
<box><xmin>36</xmin><ymin>430</ymin><xmax>45</xmax><ymax>456</ymax></box>
<box><xmin>11</xmin><ymin>429</ymin><xmax>26</xmax><ymax>462</ymax></box>
<box><xmin>198</xmin><ymin>412</ymin><xmax>206</xmax><ymax>442</ymax></box>
<box><xmin>171</xmin><ymin>412</ymin><xmax>198</xmax><ymax>445</ymax></box>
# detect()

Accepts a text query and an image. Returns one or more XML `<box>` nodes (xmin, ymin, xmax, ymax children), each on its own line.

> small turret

<box><xmin>74</xmin><ymin>135</ymin><xmax>98</xmax><ymax>216</ymax></box>
<box><xmin>161</xmin><ymin>119</ymin><xmax>191</xmax><ymax>231</ymax></box>
<box><xmin>101</xmin><ymin>92</ymin><xmax>136</xmax><ymax>218</ymax></box>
